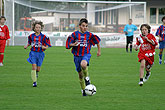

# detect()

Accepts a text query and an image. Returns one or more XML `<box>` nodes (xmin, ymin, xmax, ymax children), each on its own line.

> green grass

<box><xmin>0</xmin><ymin>46</ymin><xmax>164</xmax><ymax>110</ymax></box>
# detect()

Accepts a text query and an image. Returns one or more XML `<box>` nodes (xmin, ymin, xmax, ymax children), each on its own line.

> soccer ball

<box><xmin>85</xmin><ymin>84</ymin><xmax>96</xmax><ymax>96</ymax></box>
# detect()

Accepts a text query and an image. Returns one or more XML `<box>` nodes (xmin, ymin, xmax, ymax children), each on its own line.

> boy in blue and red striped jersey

<box><xmin>156</xmin><ymin>16</ymin><xmax>165</xmax><ymax>64</ymax></box>
<box><xmin>66</xmin><ymin>18</ymin><xmax>101</xmax><ymax>96</ymax></box>
<box><xmin>24</xmin><ymin>21</ymin><xmax>51</xmax><ymax>87</ymax></box>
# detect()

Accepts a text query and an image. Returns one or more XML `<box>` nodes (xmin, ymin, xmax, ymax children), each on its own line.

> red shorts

<box><xmin>138</xmin><ymin>52</ymin><xmax>154</xmax><ymax>69</ymax></box>
<box><xmin>0</xmin><ymin>40</ymin><xmax>6</xmax><ymax>53</ymax></box>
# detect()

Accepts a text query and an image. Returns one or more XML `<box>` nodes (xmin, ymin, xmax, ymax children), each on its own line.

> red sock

<box><xmin>0</xmin><ymin>54</ymin><xmax>4</xmax><ymax>63</ymax></box>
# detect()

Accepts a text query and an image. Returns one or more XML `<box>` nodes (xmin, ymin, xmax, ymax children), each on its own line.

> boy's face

<box><xmin>129</xmin><ymin>20</ymin><xmax>132</xmax><ymax>24</ymax></box>
<box><xmin>34</xmin><ymin>24</ymin><xmax>41</xmax><ymax>33</ymax></box>
<box><xmin>0</xmin><ymin>18</ymin><xmax>6</xmax><ymax>25</ymax></box>
<box><xmin>79</xmin><ymin>22</ymin><xmax>88</xmax><ymax>33</ymax></box>
<box><xmin>141</xmin><ymin>26</ymin><xmax>149</xmax><ymax>36</ymax></box>
<box><xmin>163</xmin><ymin>19</ymin><xmax>165</xmax><ymax>24</ymax></box>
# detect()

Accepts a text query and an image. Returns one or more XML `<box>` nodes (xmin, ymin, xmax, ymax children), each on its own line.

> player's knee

<box><xmin>81</xmin><ymin>61</ymin><xmax>87</xmax><ymax>70</ymax></box>
<box><xmin>32</xmin><ymin>64</ymin><xmax>37</xmax><ymax>70</ymax></box>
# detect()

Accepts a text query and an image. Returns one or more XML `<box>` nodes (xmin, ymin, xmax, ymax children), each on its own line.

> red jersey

<box><xmin>0</xmin><ymin>25</ymin><xmax>10</xmax><ymax>40</ymax></box>
<box><xmin>136</xmin><ymin>34</ymin><xmax>158</xmax><ymax>65</ymax></box>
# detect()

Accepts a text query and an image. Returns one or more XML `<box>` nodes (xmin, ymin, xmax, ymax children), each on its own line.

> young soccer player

<box><xmin>156</xmin><ymin>16</ymin><xmax>165</xmax><ymax>64</ymax></box>
<box><xmin>0</xmin><ymin>16</ymin><xmax>10</xmax><ymax>66</ymax></box>
<box><xmin>135</xmin><ymin>24</ymin><xmax>158</xmax><ymax>86</ymax></box>
<box><xmin>66</xmin><ymin>18</ymin><xmax>101</xmax><ymax>96</ymax></box>
<box><xmin>124</xmin><ymin>19</ymin><xmax>137</xmax><ymax>53</ymax></box>
<box><xmin>24</xmin><ymin>21</ymin><xmax>51</xmax><ymax>87</ymax></box>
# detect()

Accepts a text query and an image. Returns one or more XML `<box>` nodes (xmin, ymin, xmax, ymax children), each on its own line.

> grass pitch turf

<box><xmin>0</xmin><ymin>46</ymin><xmax>164</xmax><ymax>110</ymax></box>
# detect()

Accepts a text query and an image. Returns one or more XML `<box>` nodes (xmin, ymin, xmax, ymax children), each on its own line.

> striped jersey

<box><xmin>156</xmin><ymin>25</ymin><xmax>165</xmax><ymax>41</ymax></box>
<box><xmin>28</xmin><ymin>33</ymin><xmax>51</xmax><ymax>52</ymax></box>
<box><xmin>66</xmin><ymin>31</ymin><xmax>101</xmax><ymax>56</ymax></box>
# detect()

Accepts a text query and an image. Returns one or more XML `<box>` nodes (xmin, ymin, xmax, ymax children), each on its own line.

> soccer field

<box><xmin>0</xmin><ymin>46</ymin><xmax>164</xmax><ymax>110</ymax></box>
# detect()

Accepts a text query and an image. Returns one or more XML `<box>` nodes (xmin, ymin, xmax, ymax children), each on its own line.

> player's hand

<box><xmin>70</xmin><ymin>42</ymin><xmax>79</xmax><ymax>47</ymax></box>
<box><xmin>97</xmin><ymin>51</ymin><xmax>101</xmax><ymax>57</ymax></box>
<box><xmin>24</xmin><ymin>45</ymin><xmax>28</xmax><ymax>49</ymax></box>
<box><xmin>6</xmin><ymin>40</ymin><xmax>10</xmax><ymax>46</ymax></box>
<box><xmin>159</xmin><ymin>37</ymin><xmax>162</xmax><ymax>41</ymax></box>
<box><xmin>42</xmin><ymin>45</ymin><xmax>48</xmax><ymax>49</ymax></box>
<box><xmin>125</xmin><ymin>31</ymin><xmax>128</xmax><ymax>35</ymax></box>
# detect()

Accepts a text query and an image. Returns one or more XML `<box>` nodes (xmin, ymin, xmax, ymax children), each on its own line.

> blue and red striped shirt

<box><xmin>156</xmin><ymin>25</ymin><xmax>165</xmax><ymax>41</ymax></box>
<box><xmin>66</xmin><ymin>31</ymin><xmax>101</xmax><ymax>56</ymax></box>
<box><xmin>28</xmin><ymin>33</ymin><xmax>51</xmax><ymax>52</ymax></box>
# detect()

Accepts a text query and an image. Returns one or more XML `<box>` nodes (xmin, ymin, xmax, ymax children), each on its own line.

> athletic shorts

<box><xmin>0</xmin><ymin>40</ymin><xmax>6</xmax><ymax>53</ymax></box>
<box><xmin>27</xmin><ymin>51</ymin><xmax>45</xmax><ymax>67</ymax></box>
<box><xmin>138</xmin><ymin>52</ymin><xmax>155</xmax><ymax>69</ymax></box>
<box><xmin>159</xmin><ymin>41</ymin><xmax>165</xmax><ymax>49</ymax></box>
<box><xmin>74</xmin><ymin>54</ymin><xmax>91</xmax><ymax>72</ymax></box>
<box><xmin>126</xmin><ymin>36</ymin><xmax>133</xmax><ymax>44</ymax></box>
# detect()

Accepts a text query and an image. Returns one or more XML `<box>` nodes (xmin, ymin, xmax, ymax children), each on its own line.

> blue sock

<box><xmin>159</xmin><ymin>54</ymin><xmax>162</xmax><ymax>60</ymax></box>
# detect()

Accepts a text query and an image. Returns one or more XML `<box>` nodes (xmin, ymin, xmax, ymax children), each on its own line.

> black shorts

<box><xmin>126</xmin><ymin>36</ymin><xmax>133</xmax><ymax>44</ymax></box>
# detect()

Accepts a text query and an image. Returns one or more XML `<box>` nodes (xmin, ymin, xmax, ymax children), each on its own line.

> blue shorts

<box><xmin>27</xmin><ymin>51</ymin><xmax>45</xmax><ymax>67</ymax></box>
<box><xmin>74</xmin><ymin>54</ymin><xmax>91</xmax><ymax>72</ymax></box>
<box><xmin>159</xmin><ymin>41</ymin><xmax>165</xmax><ymax>49</ymax></box>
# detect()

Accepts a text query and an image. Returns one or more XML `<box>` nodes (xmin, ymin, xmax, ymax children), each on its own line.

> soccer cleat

<box><xmin>33</xmin><ymin>82</ymin><xmax>37</xmax><ymax>87</ymax></box>
<box><xmin>143</xmin><ymin>73</ymin><xmax>151</xmax><ymax>83</ymax></box>
<box><xmin>138</xmin><ymin>81</ymin><xmax>143</xmax><ymax>86</ymax></box>
<box><xmin>82</xmin><ymin>90</ymin><xmax>87</xmax><ymax>96</ymax></box>
<box><xmin>0</xmin><ymin>63</ymin><xmax>3</xmax><ymax>66</ymax></box>
<box><xmin>84</xmin><ymin>77</ymin><xmax>91</xmax><ymax>86</ymax></box>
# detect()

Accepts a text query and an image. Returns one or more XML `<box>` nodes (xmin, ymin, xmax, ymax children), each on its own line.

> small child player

<box><xmin>135</xmin><ymin>24</ymin><xmax>158</xmax><ymax>86</ymax></box>
<box><xmin>24</xmin><ymin>21</ymin><xmax>51</xmax><ymax>87</ymax></box>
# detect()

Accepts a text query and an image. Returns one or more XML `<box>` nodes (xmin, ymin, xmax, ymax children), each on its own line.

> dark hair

<box><xmin>129</xmin><ymin>19</ymin><xmax>132</xmax><ymax>21</ymax></box>
<box><xmin>32</xmin><ymin>20</ymin><xmax>44</xmax><ymax>31</ymax></box>
<box><xmin>0</xmin><ymin>16</ymin><xmax>6</xmax><ymax>20</ymax></box>
<box><xmin>79</xmin><ymin>18</ymin><xmax>88</xmax><ymax>25</ymax></box>
<box><xmin>140</xmin><ymin>24</ymin><xmax>151</xmax><ymax>33</ymax></box>
<box><xmin>162</xmin><ymin>16</ymin><xmax>165</xmax><ymax>22</ymax></box>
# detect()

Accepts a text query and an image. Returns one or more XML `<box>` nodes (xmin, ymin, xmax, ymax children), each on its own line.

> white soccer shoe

<box><xmin>143</xmin><ymin>73</ymin><xmax>151</xmax><ymax>83</ymax></box>
<box><xmin>139</xmin><ymin>81</ymin><xmax>143</xmax><ymax>86</ymax></box>
<box><xmin>0</xmin><ymin>63</ymin><xmax>3</xmax><ymax>66</ymax></box>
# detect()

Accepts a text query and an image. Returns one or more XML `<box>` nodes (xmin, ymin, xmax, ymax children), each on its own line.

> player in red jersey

<box><xmin>0</xmin><ymin>16</ymin><xmax>10</xmax><ymax>66</ymax></box>
<box><xmin>135</xmin><ymin>24</ymin><xmax>158</xmax><ymax>86</ymax></box>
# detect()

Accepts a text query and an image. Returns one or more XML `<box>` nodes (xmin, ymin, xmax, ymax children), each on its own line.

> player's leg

<box><xmin>74</xmin><ymin>56</ymin><xmax>86</xmax><ymax>96</ymax></box>
<box><xmin>36</xmin><ymin>66</ymin><xmax>41</xmax><ymax>78</ymax></box>
<box><xmin>126</xmin><ymin>36</ymin><xmax>129</xmax><ymax>52</ymax></box>
<box><xmin>36</xmin><ymin>52</ymin><xmax>45</xmax><ymax>79</ymax></box>
<box><xmin>81</xmin><ymin>54</ymin><xmax>91</xmax><ymax>86</ymax></box>
<box><xmin>0</xmin><ymin>41</ymin><xmax>6</xmax><ymax>66</ymax></box>
<box><xmin>81</xmin><ymin>60</ymin><xmax>90</xmax><ymax>86</ymax></box>
<box><xmin>0</xmin><ymin>53</ymin><xmax>4</xmax><ymax>66</ymax></box>
<box><xmin>139</xmin><ymin>59</ymin><xmax>145</xmax><ymax>86</ymax></box>
<box><xmin>130</xmin><ymin>36</ymin><xmax>133</xmax><ymax>53</ymax></box>
<box><xmin>143</xmin><ymin>64</ymin><xmax>151</xmax><ymax>82</ymax></box>
<box><xmin>78</xmin><ymin>71</ymin><xmax>86</xmax><ymax>96</ymax></box>
<box><xmin>31</xmin><ymin>64</ymin><xmax>37</xmax><ymax>87</ymax></box>
<box><xmin>159</xmin><ymin>42</ymin><xmax>163</xmax><ymax>64</ymax></box>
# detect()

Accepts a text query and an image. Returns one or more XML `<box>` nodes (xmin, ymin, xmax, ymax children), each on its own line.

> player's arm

<box><xmin>24</xmin><ymin>44</ymin><xmax>30</xmax><ymax>49</ymax></box>
<box><xmin>24</xmin><ymin>35</ymin><xmax>31</xmax><ymax>49</ymax></box>
<box><xmin>135</xmin><ymin>37</ymin><xmax>140</xmax><ymax>51</ymax></box>
<box><xmin>123</xmin><ymin>25</ymin><xmax>128</xmax><ymax>35</ymax></box>
<box><xmin>97</xmin><ymin>43</ymin><xmax>101</xmax><ymax>57</ymax></box>
<box><xmin>155</xmin><ymin>26</ymin><xmax>162</xmax><ymax>41</ymax></box>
